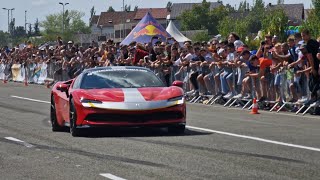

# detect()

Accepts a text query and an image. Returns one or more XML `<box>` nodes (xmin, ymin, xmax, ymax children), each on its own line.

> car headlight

<box><xmin>80</xmin><ymin>98</ymin><xmax>103</xmax><ymax>104</ymax></box>
<box><xmin>168</xmin><ymin>96</ymin><xmax>185</xmax><ymax>105</ymax></box>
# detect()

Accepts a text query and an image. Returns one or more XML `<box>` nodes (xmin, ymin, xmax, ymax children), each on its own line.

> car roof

<box><xmin>82</xmin><ymin>66</ymin><xmax>152</xmax><ymax>74</ymax></box>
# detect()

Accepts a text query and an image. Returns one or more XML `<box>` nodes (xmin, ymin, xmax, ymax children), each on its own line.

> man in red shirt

<box><xmin>130</xmin><ymin>47</ymin><xmax>149</xmax><ymax>66</ymax></box>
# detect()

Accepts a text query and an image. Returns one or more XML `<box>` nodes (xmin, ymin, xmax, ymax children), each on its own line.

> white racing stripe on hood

<box><xmin>122</xmin><ymin>88</ymin><xmax>146</xmax><ymax>102</ymax></box>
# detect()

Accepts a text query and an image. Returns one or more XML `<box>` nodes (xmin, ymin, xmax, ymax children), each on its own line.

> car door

<box><xmin>56</xmin><ymin>80</ymin><xmax>73</xmax><ymax>123</ymax></box>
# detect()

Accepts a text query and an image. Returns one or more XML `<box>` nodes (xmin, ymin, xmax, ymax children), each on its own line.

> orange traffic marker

<box><xmin>250</xmin><ymin>98</ymin><xmax>260</xmax><ymax>114</ymax></box>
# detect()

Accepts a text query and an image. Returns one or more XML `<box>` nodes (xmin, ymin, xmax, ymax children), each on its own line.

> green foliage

<box><xmin>218</xmin><ymin>16</ymin><xmax>250</xmax><ymax>40</ymax></box>
<box><xmin>302</xmin><ymin>10</ymin><xmax>320</xmax><ymax>38</ymax></box>
<box><xmin>166</xmin><ymin>1</ymin><xmax>173</xmax><ymax>12</ymax></box>
<box><xmin>107</xmin><ymin>6</ymin><xmax>115</xmax><ymax>12</ymax></box>
<box><xmin>34</xmin><ymin>19</ymin><xmax>40</xmax><ymax>36</ymax></box>
<box><xmin>0</xmin><ymin>31</ymin><xmax>10</xmax><ymax>47</ymax></box>
<box><xmin>40</xmin><ymin>10</ymin><xmax>91</xmax><ymax>42</ymax></box>
<box><xmin>261</xmin><ymin>8</ymin><xmax>288</xmax><ymax>41</ymax></box>
<box><xmin>179</xmin><ymin>1</ymin><xmax>228</xmax><ymax>35</ymax></box>
<box><xmin>191</xmin><ymin>31</ymin><xmax>210</xmax><ymax>42</ymax></box>
<box><xmin>134</xmin><ymin>6</ymin><xmax>139</xmax><ymax>11</ymax></box>
<box><xmin>302</xmin><ymin>0</ymin><xmax>320</xmax><ymax>38</ymax></box>
<box><xmin>124</xmin><ymin>5</ymin><xmax>131</xmax><ymax>12</ymax></box>
<box><xmin>90</xmin><ymin>6</ymin><xmax>96</xmax><ymax>25</ymax></box>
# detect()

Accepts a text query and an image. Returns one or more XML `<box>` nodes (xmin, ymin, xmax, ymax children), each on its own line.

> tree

<box><xmin>41</xmin><ymin>10</ymin><xmax>91</xmax><ymax>41</ymax></box>
<box><xmin>14</xmin><ymin>26</ymin><xmax>26</xmax><ymax>37</ymax></box>
<box><xmin>277</xmin><ymin>0</ymin><xmax>284</xmax><ymax>4</ymax></box>
<box><xmin>90</xmin><ymin>6</ymin><xmax>96</xmax><ymax>26</ymax></box>
<box><xmin>252</xmin><ymin>0</ymin><xmax>265</xmax><ymax>12</ymax></box>
<box><xmin>107</xmin><ymin>6</ymin><xmax>115</xmax><ymax>12</ymax></box>
<box><xmin>179</xmin><ymin>0</ymin><xmax>229</xmax><ymax>35</ymax></box>
<box><xmin>218</xmin><ymin>15</ymin><xmax>250</xmax><ymax>40</ymax></box>
<box><xmin>261</xmin><ymin>7</ymin><xmax>288</xmax><ymax>41</ymax></box>
<box><xmin>28</xmin><ymin>24</ymin><xmax>32</xmax><ymax>37</ymax></box>
<box><xmin>302</xmin><ymin>0</ymin><xmax>320</xmax><ymax>38</ymax></box>
<box><xmin>9</xmin><ymin>18</ymin><xmax>15</xmax><ymax>36</ymax></box>
<box><xmin>134</xmin><ymin>6</ymin><xmax>138</xmax><ymax>11</ymax></box>
<box><xmin>0</xmin><ymin>31</ymin><xmax>10</xmax><ymax>47</ymax></box>
<box><xmin>124</xmin><ymin>4</ymin><xmax>131</xmax><ymax>12</ymax></box>
<box><xmin>34</xmin><ymin>19</ymin><xmax>40</xmax><ymax>36</ymax></box>
<box><xmin>166</xmin><ymin>1</ymin><xmax>173</xmax><ymax>12</ymax></box>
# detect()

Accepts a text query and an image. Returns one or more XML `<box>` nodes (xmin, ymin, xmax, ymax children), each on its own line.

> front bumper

<box><xmin>76</xmin><ymin>103</ymin><xmax>186</xmax><ymax>127</ymax></box>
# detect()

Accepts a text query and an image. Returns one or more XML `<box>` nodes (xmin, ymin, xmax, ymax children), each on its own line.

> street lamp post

<box><xmin>59</xmin><ymin>2</ymin><xmax>69</xmax><ymax>35</ymax></box>
<box><xmin>2</xmin><ymin>8</ymin><xmax>14</xmax><ymax>33</ymax></box>
<box><xmin>25</xmin><ymin>10</ymin><xmax>27</xmax><ymax>34</ymax></box>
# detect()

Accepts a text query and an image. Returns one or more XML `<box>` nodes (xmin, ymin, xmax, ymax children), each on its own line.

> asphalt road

<box><xmin>1</xmin><ymin>82</ymin><xmax>320</xmax><ymax>180</ymax></box>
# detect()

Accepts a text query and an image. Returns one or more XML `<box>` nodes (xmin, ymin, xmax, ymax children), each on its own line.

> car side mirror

<box><xmin>57</xmin><ymin>84</ymin><xmax>69</xmax><ymax>92</ymax></box>
<box><xmin>172</xmin><ymin>80</ymin><xmax>183</xmax><ymax>88</ymax></box>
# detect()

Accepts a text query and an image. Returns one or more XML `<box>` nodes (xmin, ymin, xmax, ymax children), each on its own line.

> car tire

<box><xmin>70</xmin><ymin>98</ymin><xmax>81</xmax><ymax>137</ymax></box>
<box><xmin>50</xmin><ymin>96</ymin><xmax>63</xmax><ymax>132</ymax></box>
<box><xmin>168</xmin><ymin>124</ymin><xmax>185</xmax><ymax>134</ymax></box>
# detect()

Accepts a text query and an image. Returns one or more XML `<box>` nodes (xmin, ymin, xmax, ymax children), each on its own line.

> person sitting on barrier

<box><xmin>212</xmin><ymin>48</ymin><xmax>226</xmax><ymax>96</ymax></box>
<box><xmin>188</xmin><ymin>47</ymin><xmax>201</xmax><ymax>95</ymax></box>
<box><xmin>234</xmin><ymin>50</ymin><xmax>253</xmax><ymax>99</ymax></box>
<box><xmin>197</xmin><ymin>48</ymin><xmax>214</xmax><ymax>95</ymax></box>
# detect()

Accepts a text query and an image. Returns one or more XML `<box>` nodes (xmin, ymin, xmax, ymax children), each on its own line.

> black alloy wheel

<box><xmin>69</xmin><ymin>99</ymin><xmax>81</xmax><ymax>137</ymax></box>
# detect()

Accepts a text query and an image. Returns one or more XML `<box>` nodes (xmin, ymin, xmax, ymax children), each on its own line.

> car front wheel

<box><xmin>50</xmin><ymin>96</ymin><xmax>63</xmax><ymax>132</ymax></box>
<box><xmin>69</xmin><ymin>99</ymin><xmax>81</xmax><ymax>137</ymax></box>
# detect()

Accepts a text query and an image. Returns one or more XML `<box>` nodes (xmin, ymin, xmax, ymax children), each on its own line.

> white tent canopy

<box><xmin>166</xmin><ymin>21</ymin><xmax>191</xmax><ymax>43</ymax></box>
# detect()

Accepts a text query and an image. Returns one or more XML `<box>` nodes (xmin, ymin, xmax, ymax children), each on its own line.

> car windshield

<box><xmin>80</xmin><ymin>68</ymin><xmax>165</xmax><ymax>89</ymax></box>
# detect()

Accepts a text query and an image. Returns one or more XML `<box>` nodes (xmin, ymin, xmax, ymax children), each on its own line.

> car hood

<box><xmin>75</xmin><ymin>87</ymin><xmax>183</xmax><ymax>102</ymax></box>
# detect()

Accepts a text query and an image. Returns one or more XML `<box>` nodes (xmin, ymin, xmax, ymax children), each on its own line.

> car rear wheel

<box><xmin>70</xmin><ymin>99</ymin><xmax>81</xmax><ymax>137</ymax></box>
<box><xmin>168</xmin><ymin>124</ymin><xmax>185</xmax><ymax>134</ymax></box>
<box><xmin>50</xmin><ymin>96</ymin><xmax>63</xmax><ymax>132</ymax></box>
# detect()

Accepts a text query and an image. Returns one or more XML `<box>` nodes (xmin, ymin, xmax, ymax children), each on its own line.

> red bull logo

<box><xmin>133</xmin><ymin>25</ymin><xmax>168</xmax><ymax>39</ymax></box>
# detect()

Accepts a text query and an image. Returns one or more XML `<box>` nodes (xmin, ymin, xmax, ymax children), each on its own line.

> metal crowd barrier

<box><xmin>1</xmin><ymin>60</ymin><xmax>318</xmax><ymax>116</ymax></box>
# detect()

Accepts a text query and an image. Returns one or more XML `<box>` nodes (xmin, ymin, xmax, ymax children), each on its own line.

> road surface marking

<box><xmin>11</xmin><ymin>95</ymin><xmax>50</xmax><ymax>104</ymax></box>
<box><xmin>187</xmin><ymin>126</ymin><xmax>320</xmax><ymax>152</ymax></box>
<box><xmin>9</xmin><ymin>96</ymin><xmax>320</xmax><ymax>152</ymax></box>
<box><xmin>100</xmin><ymin>173</ymin><xmax>127</xmax><ymax>180</ymax></box>
<box><xmin>191</xmin><ymin>103</ymin><xmax>320</xmax><ymax>120</ymax></box>
<box><xmin>4</xmin><ymin>137</ymin><xmax>34</xmax><ymax>148</ymax></box>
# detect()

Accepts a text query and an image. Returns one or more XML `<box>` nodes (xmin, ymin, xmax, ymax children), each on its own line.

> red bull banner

<box><xmin>121</xmin><ymin>12</ymin><xmax>171</xmax><ymax>45</ymax></box>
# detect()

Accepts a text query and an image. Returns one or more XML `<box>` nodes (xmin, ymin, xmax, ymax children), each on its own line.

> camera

<box><xmin>261</xmin><ymin>41</ymin><xmax>266</xmax><ymax>46</ymax></box>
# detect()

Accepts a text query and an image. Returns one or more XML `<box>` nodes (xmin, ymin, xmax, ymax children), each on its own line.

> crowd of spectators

<box><xmin>1</xmin><ymin>29</ymin><xmax>320</xmax><ymax>106</ymax></box>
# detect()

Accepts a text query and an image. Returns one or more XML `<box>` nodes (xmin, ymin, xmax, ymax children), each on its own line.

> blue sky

<box><xmin>0</xmin><ymin>0</ymin><xmax>312</xmax><ymax>32</ymax></box>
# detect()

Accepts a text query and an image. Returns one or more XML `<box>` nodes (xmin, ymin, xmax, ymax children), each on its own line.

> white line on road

<box><xmin>4</xmin><ymin>137</ymin><xmax>34</xmax><ymax>148</ymax></box>
<box><xmin>9</xmin><ymin>95</ymin><xmax>320</xmax><ymax>153</ymax></box>
<box><xmin>11</xmin><ymin>95</ymin><xmax>50</xmax><ymax>104</ymax></box>
<box><xmin>100</xmin><ymin>173</ymin><xmax>127</xmax><ymax>180</ymax></box>
<box><xmin>187</xmin><ymin>126</ymin><xmax>320</xmax><ymax>152</ymax></box>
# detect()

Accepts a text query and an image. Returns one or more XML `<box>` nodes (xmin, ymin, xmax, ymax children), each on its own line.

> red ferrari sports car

<box><xmin>50</xmin><ymin>66</ymin><xmax>186</xmax><ymax>136</ymax></box>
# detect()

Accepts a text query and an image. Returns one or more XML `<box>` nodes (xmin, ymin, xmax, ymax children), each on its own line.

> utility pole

<box><xmin>59</xmin><ymin>2</ymin><xmax>69</xmax><ymax>35</ymax></box>
<box><xmin>121</xmin><ymin>0</ymin><xmax>125</xmax><ymax>41</ymax></box>
<box><xmin>25</xmin><ymin>10</ymin><xmax>27</xmax><ymax>34</ymax></box>
<box><xmin>2</xmin><ymin>8</ymin><xmax>14</xmax><ymax>33</ymax></box>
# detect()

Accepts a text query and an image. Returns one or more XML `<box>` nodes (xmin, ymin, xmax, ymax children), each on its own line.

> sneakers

<box><xmin>297</xmin><ymin>96</ymin><xmax>308</xmax><ymax>104</ymax></box>
<box><xmin>223</xmin><ymin>92</ymin><xmax>235</xmax><ymax>99</ymax></box>
<box><xmin>243</xmin><ymin>94</ymin><xmax>252</xmax><ymax>99</ymax></box>
<box><xmin>233</xmin><ymin>94</ymin><xmax>243</xmax><ymax>99</ymax></box>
